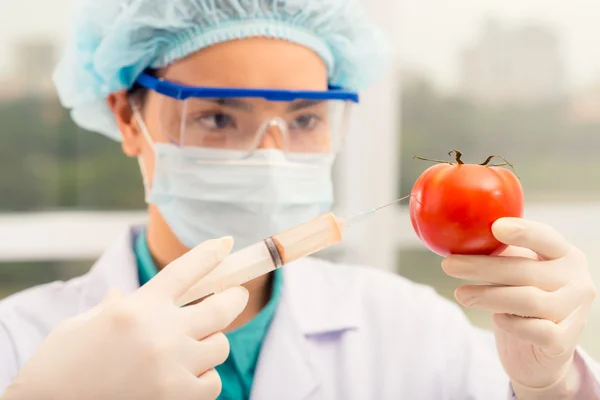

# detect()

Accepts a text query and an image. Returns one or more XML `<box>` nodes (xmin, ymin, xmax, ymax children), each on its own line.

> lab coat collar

<box><xmin>251</xmin><ymin>257</ymin><xmax>361</xmax><ymax>400</ymax></box>
<box><xmin>281</xmin><ymin>257</ymin><xmax>360</xmax><ymax>335</ymax></box>
<box><xmin>250</xmin><ymin>295</ymin><xmax>320</xmax><ymax>400</ymax></box>
<box><xmin>78</xmin><ymin>227</ymin><xmax>143</xmax><ymax>312</ymax></box>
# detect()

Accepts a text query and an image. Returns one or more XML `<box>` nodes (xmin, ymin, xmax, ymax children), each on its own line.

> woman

<box><xmin>1</xmin><ymin>0</ymin><xmax>599</xmax><ymax>398</ymax></box>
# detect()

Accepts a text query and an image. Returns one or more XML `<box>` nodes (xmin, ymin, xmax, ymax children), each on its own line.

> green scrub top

<box><xmin>135</xmin><ymin>229</ymin><xmax>283</xmax><ymax>400</ymax></box>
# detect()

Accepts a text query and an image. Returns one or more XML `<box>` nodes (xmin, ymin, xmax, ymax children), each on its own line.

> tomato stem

<box><xmin>412</xmin><ymin>149</ymin><xmax>466</xmax><ymax>165</ymax></box>
<box><xmin>412</xmin><ymin>156</ymin><xmax>452</xmax><ymax>164</ymax></box>
<box><xmin>413</xmin><ymin>150</ymin><xmax>518</xmax><ymax>177</ymax></box>
<box><xmin>449</xmin><ymin>150</ymin><xmax>465</xmax><ymax>164</ymax></box>
<box><xmin>479</xmin><ymin>155</ymin><xmax>515</xmax><ymax>170</ymax></box>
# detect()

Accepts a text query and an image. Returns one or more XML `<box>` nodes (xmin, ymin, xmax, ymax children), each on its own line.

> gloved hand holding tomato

<box><xmin>409</xmin><ymin>150</ymin><xmax>598</xmax><ymax>398</ymax></box>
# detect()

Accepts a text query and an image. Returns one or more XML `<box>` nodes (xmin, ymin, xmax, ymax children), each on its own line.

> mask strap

<box><xmin>129</xmin><ymin>100</ymin><xmax>154</xmax><ymax>201</ymax></box>
<box><xmin>130</xmin><ymin>101</ymin><xmax>155</xmax><ymax>151</ymax></box>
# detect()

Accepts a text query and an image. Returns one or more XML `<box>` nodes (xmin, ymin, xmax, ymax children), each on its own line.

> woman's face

<box><xmin>108</xmin><ymin>38</ymin><xmax>329</xmax><ymax>177</ymax></box>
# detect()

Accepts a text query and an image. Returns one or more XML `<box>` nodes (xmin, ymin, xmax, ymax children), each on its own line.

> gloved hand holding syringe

<box><xmin>176</xmin><ymin>195</ymin><xmax>412</xmax><ymax>306</ymax></box>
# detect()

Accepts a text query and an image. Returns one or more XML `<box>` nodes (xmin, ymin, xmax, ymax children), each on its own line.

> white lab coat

<box><xmin>0</xmin><ymin>227</ymin><xmax>598</xmax><ymax>399</ymax></box>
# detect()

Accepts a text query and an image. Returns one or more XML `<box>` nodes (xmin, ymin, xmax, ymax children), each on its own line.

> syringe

<box><xmin>176</xmin><ymin>195</ymin><xmax>412</xmax><ymax>306</ymax></box>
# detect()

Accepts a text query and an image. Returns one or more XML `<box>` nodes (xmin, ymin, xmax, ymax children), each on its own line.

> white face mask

<box><xmin>134</xmin><ymin>111</ymin><xmax>335</xmax><ymax>250</ymax></box>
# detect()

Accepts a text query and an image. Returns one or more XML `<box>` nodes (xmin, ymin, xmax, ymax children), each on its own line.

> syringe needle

<box><xmin>343</xmin><ymin>194</ymin><xmax>413</xmax><ymax>227</ymax></box>
<box><xmin>371</xmin><ymin>194</ymin><xmax>413</xmax><ymax>212</ymax></box>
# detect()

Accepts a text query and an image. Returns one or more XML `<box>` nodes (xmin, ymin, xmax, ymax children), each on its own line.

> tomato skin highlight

<box><xmin>409</xmin><ymin>163</ymin><xmax>524</xmax><ymax>256</ymax></box>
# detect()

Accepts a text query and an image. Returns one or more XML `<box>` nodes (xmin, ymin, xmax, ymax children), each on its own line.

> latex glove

<box><xmin>3</xmin><ymin>236</ymin><xmax>248</xmax><ymax>400</ymax></box>
<box><xmin>442</xmin><ymin>218</ymin><xmax>597</xmax><ymax>398</ymax></box>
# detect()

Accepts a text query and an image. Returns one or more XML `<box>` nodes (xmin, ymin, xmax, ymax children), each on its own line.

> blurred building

<box><xmin>14</xmin><ymin>39</ymin><xmax>57</xmax><ymax>97</ymax></box>
<box><xmin>400</xmin><ymin>68</ymin><xmax>430</xmax><ymax>92</ymax></box>
<box><xmin>0</xmin><ymin>38</ymin><xmax>57</xmax><ymax>101</ymax></box>
<box><xmin>568</xmin><ymin>83</ymin><xmax>600</xmax><ymax>123</ymax></box>
<box><xmin>0</xmin><ymin>81</ymin><xmax>21</xmax><ymax>102</ymax></box>
<box><xmin>460</xmin><ymin>20</ymin><xmax>567</xmax><ymax>105</ymax></box>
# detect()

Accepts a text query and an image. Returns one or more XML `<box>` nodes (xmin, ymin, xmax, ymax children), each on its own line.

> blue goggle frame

<box><xmin>135</xmin><ymin>73</ymin><xmax>360</xmax><ymax>103</ymax></box>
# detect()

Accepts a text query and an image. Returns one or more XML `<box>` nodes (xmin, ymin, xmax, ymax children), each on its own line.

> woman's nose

<box><xmin>257</xmin><ymin>120</ymin><xmax>286</xmax><ymax>150</ymax></box>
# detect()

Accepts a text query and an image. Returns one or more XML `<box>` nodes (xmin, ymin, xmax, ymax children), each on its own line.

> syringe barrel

<box><xmin>271</xmin><ymin>212</ymin><xmax>343</xmax><ymax>265</ymax></box>
<box><xmin>176</xmin><ymin>241</ymin><xmax>276</xmax><ymax>306</ymax></box>
<box><xmin>176</xmin><ymin>212</ymin><xmax>344</xmax><ymax>306</ymax></box>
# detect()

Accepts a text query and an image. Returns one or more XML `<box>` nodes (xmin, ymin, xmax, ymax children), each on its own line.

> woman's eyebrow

<box><xmin>286</xmin><ymin>100</ymin><xmax>325</xmax><ymax>112</ymax></box>
<box><xmin>206</xmin><ymin>98</ymin><xmax>254</xmax><ymax>112</ymax></box>
<box><xmin>200</xmin><ymin>98</ymin><xmax>325</xmax><ymax>113</ymax></box>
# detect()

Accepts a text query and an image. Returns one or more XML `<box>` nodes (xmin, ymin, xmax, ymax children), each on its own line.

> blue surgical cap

<box><xmin>53</xmin><ymin>0</ymin><xmax>392</xmax><ymax>140</ymax></box>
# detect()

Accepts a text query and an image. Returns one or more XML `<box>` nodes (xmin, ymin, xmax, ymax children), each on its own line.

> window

<box><xmin>397</xmin><ymin>1</ymin><xmax>600</xmax><ymax>359</ymax></box>
<box><xmin>1</xmin><ymin>0</ymin><xmax>598</xmax><ymax>361</ymax></box>
<box><xmin>0</xmin><ymin>3</ymin><xmax>145</xmax><ymax>297</ymax></box>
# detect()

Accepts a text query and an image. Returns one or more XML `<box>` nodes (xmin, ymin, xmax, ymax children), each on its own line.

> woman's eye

<box><xmin>290</xmin><ymin>115</ymin><xmax>322</xmax><ymax>130</ymax></box>
<box><xmin>194</xmin><ymin>113</ymin><xmax>235</xmax><ymax>130</ymax></box>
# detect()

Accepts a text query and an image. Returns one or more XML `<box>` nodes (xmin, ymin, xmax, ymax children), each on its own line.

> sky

<box><xmin>1</xmin><ymin>0</ymin><xmax>599</xmax><ymax>91</ymax></box>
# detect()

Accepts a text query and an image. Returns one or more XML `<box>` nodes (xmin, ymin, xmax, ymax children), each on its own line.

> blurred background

<box><xmin>0</xmin><ymin>0</ymin><xmax>599</xmax><ymax>359</ymax></box>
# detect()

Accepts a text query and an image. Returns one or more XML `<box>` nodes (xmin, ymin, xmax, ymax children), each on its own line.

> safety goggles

<box><xmin>134</xmin><ymin>73</ymin><xmax>359</xmax><ymax>160</ymax></box>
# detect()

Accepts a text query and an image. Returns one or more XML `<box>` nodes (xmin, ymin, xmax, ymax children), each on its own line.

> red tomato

<box><xmin>409</xmin><ymin>151</ymin><xmax>524</xmax><ymax>256</ymax></box>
